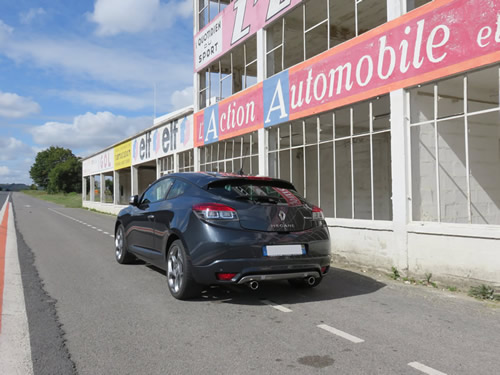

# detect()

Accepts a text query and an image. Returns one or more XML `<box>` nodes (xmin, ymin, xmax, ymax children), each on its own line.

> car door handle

<box><xmin>147</xmin><ymin>215</ymin><xmax>155</xmax><ymax>221</ymax></box>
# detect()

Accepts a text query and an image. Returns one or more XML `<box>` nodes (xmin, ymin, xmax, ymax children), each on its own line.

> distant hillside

<box><xmin>0</xmin><ymin>183</ymin><xmax>31</xmax><ymax>192</ymax></box>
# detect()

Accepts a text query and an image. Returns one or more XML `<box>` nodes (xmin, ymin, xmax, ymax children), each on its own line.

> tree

<box><xmin>47</xmin><ymin>157</ymin><xmax>82</xmax><ymax>194</ymax></box>
<box><xmin>30</xmin><ymin>147</ymin><xmax>76</xmax><ymax>190</ymax></box>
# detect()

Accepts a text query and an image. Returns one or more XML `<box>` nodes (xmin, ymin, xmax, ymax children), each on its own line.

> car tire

<box><xmin>115</xmin><ymin>224</ymin><xmax>135</xmax><ymax>264</ymax></box>
<box><xmin>167</xmin><ymin>240</ymin><xmax>200</xmax><ymax>300</ymax></box>
<box><xmin>288</xmin><ymin>276</ymin><xmax>322</xmax><ymax>288</ymax></box>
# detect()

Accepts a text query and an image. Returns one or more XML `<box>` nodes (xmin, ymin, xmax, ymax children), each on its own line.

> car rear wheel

<box><xmin>167</xmin><ymin>240</ymin><xmax>200</xmax><ymax>300</ymax></box>
<box><xmin>115</xmin><ymin>225</ymin><xmax>135</xmax><ymax>264</ymax></box>
<box><xmin>288</xmin><ymin>276</ymin><xmax>322</xmax><ymax>288</ymax></box>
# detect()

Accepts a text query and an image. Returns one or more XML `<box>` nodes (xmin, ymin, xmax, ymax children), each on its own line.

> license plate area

<box><xmin>263</xmin><ymin>244</ymin><xmax>306</xmax><ymax>257</ymax></box>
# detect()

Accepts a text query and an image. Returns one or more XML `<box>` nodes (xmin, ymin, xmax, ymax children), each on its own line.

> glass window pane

<box><xmin>319</xmin><ymin>142</ymin><xmax>335</xmax><ymax>217</ymax></box>
<box><xmin>467</xmin><ymin>66</ymin><xmax>499</xmax><ymax>113</ymax></box>
<box><xmin>335</xmin><ymin>107</ymin><xmax>350</xmax><ymax>138</ymax></box>
<box><xmin>330</xmin><ymin>0</ymin><xmax>355</xmax><ymax>47</ymax></box>
<box><xmin>268</xmin><ymin>152</ymin><xmax>279</xmax><ymax>178</ymax></box>
<box><xmin>335</xmin><ymin>139</ymin><xmax>352</xmax><ymax>218</ymax></box>
<box><xmin>251</xmin><ymin>155</ymin><xmax>259</xmax><ymax>175</ymax></box>
<box><xmin>305</xmin><ymin>116</ymin><xmax>318</xmax><ymax>144</ymax></box>
<box><xmin>305</xmin><ymin>145</ymin><xmax>319</xmax><ymax>205</ymax></box>
<box><xmin>266</xmin><ymin>21</ymin><xmax>283</xmax><ymax>52</ymax></box>
<box><xmin>319</xmin><ymin>112</ymin><xmax>334</xmax><ymax>142</ymax></box>
<box><xmin>305</xmin><ymin>23</ymin><xmax>328</xmax><ymax>60</ymax></box>
<box><xmin>305</xmin><ymin>0</ymin><xmax>327</xmax><ymax>30</ymax></box>
<box><xmin>279</xmin><ymin>150</ymin><xmax>291</xmax><ymax>181</ymax></box>
<box><xmin>407</xmin><ymin>0</ymin><xmax>433</xmax><ymax>12</ymax></box>
<box><xmin>266</xmin><ymin>47</ymin><xmax>283</xmax><ymax>78</ymax></box>
<box><xmin>268</xmin><ymin>127</ymin><xmax>278</xmax><ymax>151</ymax></box>
<box><xmin>409</xmin><ymin>83</ymin><xmax>435</xmax><ymax>123</ymax></box>
<box><xmin>438</xmin><ymin>75</ymin><xmax>464</xmax><ymax>118</ymax></box>
<box><xmin>291</xmin><ymin>120</ymin><xmax>304</xmax><ymax>147</ymax></box>
<box><xmin>438</xmin><ymin>118</ymin><xmax>468</xmax><ymax>223</ymax></box>
<box><xmin>373</xmin><ymin>133</ymin><xmax>392</xmax><ymax>220</ymax></box>
<box><xmin>353</xmin><ymin>136</ymin><xmax>372</xmax><ymax>219</ymax></box>
<box><xmin>468</xmin><ymin>111</ymin><xmax>500</xmax><ymax>225</ymax></box>
<box><xmin>246</xmin><ymin>36</ymin><xmax>257</xmax><ymax>63</ymax></box>
<box><xmin>284</xmin><ymin>7</ymin><xmax>304</xmax><ymax>69</ymax></box>
<box><xmin>372</xmin><ymin>95</ymin><xmax>390</xmax><ymax>131</ymax></box>
<box><xmin>279</xmin><ymin>123</ymin><xmax>291</xmax><ymax>149</ymax></box>
<box><xmin>353</xmin><ymin>101</ymin><xmax>370</xmax><ymax>135</ymax></box>
<box><xmin>357</xmin><ymin>0</ymin><xmax>386</xmax><ymax>35</ymax></box>
<box><xmin>291</xmin><ymin>148</ymin><xmax>305</xmax><ymax>195</ymax></box>
<box><xmin>411</xmin><ymin>124</ymin><xmax>438</xmax><ymax>221</ymax></box>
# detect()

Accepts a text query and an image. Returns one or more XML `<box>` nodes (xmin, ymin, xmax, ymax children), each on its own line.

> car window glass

<box><xmin>166</xmin><ymin>180</ymin><xmax>189</xmax><ymax>200</ymax></box>
<box><xmin>209</xmin><ymin>182</ymin><xmax>305</xmax><ymax>206</ymax></box>
<box><xmin>141</xmin><ymin>178</ymin><xmax>174</xmax><ymax>205</ymax></box>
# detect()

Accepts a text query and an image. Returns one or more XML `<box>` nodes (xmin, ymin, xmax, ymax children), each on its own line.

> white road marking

<box><xmin>110</xmin><ymin>235</ymin><xmax>115</xmax><ymax>238</ymax></box>
<box><xmin>408</xmin><ymin>362</ymin><xmax>447</xmax><ymax>375</ymax></box>
<box><xmin>261</xmin><ymin>300</ymin><xmax>292</xmax><ymax>313</ymax></box>
<box><xmin>47</xmin><ymin>208</ymin><xmax>111</xmax><ymax>237</ymax></box>
<box><xmin>317</xmin><ymin>324</ymin><xmax>364</xmax><ymax>343</ymax></box>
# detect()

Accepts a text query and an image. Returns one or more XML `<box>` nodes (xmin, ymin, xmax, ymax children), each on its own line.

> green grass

<box><xmin>22</xmin><ymin>190</ymin><xmax>82</xmax><ymax>208</ymax></box>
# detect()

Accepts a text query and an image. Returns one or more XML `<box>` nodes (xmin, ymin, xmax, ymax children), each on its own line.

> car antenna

<box><xmin>237</xmin><ymin>167</ymin><xmax>245</xmax><ymax>175</ymax></box>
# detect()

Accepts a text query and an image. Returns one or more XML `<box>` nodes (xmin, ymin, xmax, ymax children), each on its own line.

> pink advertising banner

<box><xmin>193</xmin><ymin>0</ymin><xmax>500</xmax><ymax>146</ymax></box>
<box><xmin>194</xmin><ymin>0</ymin><xmax>303</xmax><ymax>71</ymax></box>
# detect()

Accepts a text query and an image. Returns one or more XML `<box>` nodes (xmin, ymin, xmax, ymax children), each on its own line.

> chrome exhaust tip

<box><xmin>249</xmin><ymin>281</ymin><xmax>259</xmax><ymax>290</ymax></box>
<box><xmin>306</xmin><ymin>276</ymin><xmax>316</xmax><ymax>286</ymax></box>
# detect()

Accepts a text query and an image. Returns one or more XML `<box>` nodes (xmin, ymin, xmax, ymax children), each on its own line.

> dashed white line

<box><xmin>48</xmin><ymin>208</ymin><xmax>112</xmax><ymax>238</ymax></box>
<box><xmin>408</xmin><ymin>362</ymin><xmax>447</xmax><ymax>375</ymax></box>
<box><xmin>317</xmin><ymin>324</ymin><xmax>364</xmax><ymax>343</ymax></box>
<box><xmin>261</xmin><ymin>299</ymin><xmax>292</xmax><ymax>313</ymax></box>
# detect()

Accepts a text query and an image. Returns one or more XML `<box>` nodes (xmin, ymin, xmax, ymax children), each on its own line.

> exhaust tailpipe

<box><xmin>249</xmin><ymin>281</ymin><xmax>259</xmax><ymax>290</ymax></box>
<box><xmin>306</xmin><ymin>276</ymin><xmax>316</xmax><ymax>286</ymax></box>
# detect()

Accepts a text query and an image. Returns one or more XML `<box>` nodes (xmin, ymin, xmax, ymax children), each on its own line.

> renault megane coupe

<box><xmin>115</xmin><ymin>172</ymin><xmax>331</xmax><ymax>300</ymax></box>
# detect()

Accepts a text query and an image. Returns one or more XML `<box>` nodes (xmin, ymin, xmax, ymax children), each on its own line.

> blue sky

<box><xmin>0</xmin><ymin>0</ymin><xmax>194</xmax><ymax>184</ymax></box>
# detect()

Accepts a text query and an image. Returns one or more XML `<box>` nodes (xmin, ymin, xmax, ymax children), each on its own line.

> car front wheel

<box><xmin>167</xmin><ymin>240</ymin><xmax>200</xmax><ymax>300</ymax></box>
<box><xmin>115</xmin><ymin>224</ymin><xmax>134</xmax><ymax>264</ymax></box>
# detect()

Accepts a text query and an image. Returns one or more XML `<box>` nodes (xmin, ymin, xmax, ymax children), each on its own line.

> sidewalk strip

<box><xmin>317</xmin><ymin>324</ymin><xmax>364</xmax><ymax>343</ymax></box>
<box><xmin>261</xmin><ymin>299</ymin><xmax>292</xmax><ymax>313</ymax></box>
<box><xmin>408</xmin><ymin>362</ymin><xmax>447</xmax><ymax>375</ymax></box>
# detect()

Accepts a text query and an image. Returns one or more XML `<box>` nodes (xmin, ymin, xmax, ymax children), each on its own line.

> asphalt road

<box><xmin>7</xmin><ymin>192</ymin><xmax>500</xmax><ymax>374</ymax></box>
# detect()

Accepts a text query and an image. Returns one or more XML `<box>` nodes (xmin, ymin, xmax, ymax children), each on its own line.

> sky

<box><xmin>0</xmin><ymin>0</ymin><xmax>194</xmax><ymax>184</ymax></box>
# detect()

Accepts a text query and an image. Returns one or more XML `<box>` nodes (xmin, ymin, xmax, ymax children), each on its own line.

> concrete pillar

<box><xmin>131</xmin><ymin>166</ymin><xmax>138</xmax><ymax>196</ymax></box>
<box><xmin>390</xmin><ymin>88</ymin><xmax>410</xmax><ymax>274</ymax></box>
<box><xmin>256</xmin><ymin>29</ymin><xmax>265</xmax><ymax>82</ymax></box>
<box><xmin>258</xmin><ymin>128</ymin><xmax>267</xmax><ymax>176</ymax></box>
<box><xmin>194</xmin><ymin>147</ymin><xmax>200</xmax><ymax>172</ymax></box>
<box><xmin>113</xmin><ymin>171</ymin><xmax>119</xmax><ymax>205</ymax></box>
<box><xmin>100</xmin><ymin>173</ymin><xmax>104</xmax><ymax>203</ymax></box>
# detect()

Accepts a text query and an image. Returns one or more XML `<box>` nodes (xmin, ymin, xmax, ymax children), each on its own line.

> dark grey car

<box><xmin>115</xmin><ymin>172</ymin><xmax>331</xmax><ymax>300</ymax></box>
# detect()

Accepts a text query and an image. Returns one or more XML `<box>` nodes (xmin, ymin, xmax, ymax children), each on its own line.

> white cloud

<box><xmin>0</xmin><ymin>166</ymin><xmax>10</xmax><ymax>176</ymax></box>
<box><xmin>0</xmin><ymin>28</ymin><xmax>191</xmax><ymax>90</ymax></box>
<box><xmin>170</xmin><ymin>86</ymin><xmax>193</xmax><ymax>110</ymax></box>
<box><xmin>88</xmin><ymin>0</ymin><xmax>192</xmax><ymax>36</ymax></box>
<box><xmin>20</xmin><ymin>8</ymin><xmax>46</xmax><ymax>25</ymax></box>
<box><xmin>0</xmin><ymin>20</ymin><xmax>13</xmax><ymax>42</ymax></box>
<box><xmin>0</xmin><ymin>137</ymin><xmax>36</xmax><ymax>161</ymax></box>
<box><xmin>30</xmin><ymin>111</ymin><xmax>152</xmax><ymax>154</ymax></box>
<box><xmin>59</xmin><ymin>90</ymin><xmax>152</xmax><ymax>111</ymax></box>
<box><xmin>0</xmin><ymin>91</ymin><xmax>41</xmax><ymax>118</ymax></box>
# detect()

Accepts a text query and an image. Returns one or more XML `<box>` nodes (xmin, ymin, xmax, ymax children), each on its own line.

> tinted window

<box><xmin>141</xmin><ymin>179</ymin><xmax>174</xmax><ymax>204</ymax></box>
<box><xmin>166</xmin><ymin>180</ymin><xmax>189</xmax><ymax>200</ymax></box>
<box><xmin>209</xmin><ymin>181</ymin><xmax>305</xmax><ymax>206</ymax></box>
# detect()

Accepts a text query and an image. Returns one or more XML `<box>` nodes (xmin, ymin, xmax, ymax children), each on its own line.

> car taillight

<box><xmin>312</xmin><ymin>206</ymin><xmax>325</xmax><ymax>220</ymax></box>
<box><xmin>193</xmin><ymin>203</ymin><xmax>239</xmax><ymax>221</ymax></box>
<box><xmin>216</xmin><ymin>272</ymin><xmax>237</xmax><ymax>281</ymax></box>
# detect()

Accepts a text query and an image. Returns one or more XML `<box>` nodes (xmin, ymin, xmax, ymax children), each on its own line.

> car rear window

<box><xmin>207</xmin><ymin>179</ymin><xmax>305</xmax><ymax>206</ymax></box>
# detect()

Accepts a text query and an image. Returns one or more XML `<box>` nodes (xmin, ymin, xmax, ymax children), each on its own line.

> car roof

<box><xmin>161</xmin><ymin>172</ymin><xmax>295</xmax><ymax>189</ymax></box>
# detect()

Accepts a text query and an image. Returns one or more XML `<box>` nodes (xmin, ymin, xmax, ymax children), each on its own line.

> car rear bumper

<box><xmin>191</xmin><ymin>255</ymin><xmax>331</xmax><ymax>285</ymax></box>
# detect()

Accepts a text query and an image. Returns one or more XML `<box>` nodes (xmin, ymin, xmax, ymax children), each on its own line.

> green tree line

<box><xmin>29</xmin><ymin>146</ymin><xmax>82</xmax><ymax>194</ymax></box>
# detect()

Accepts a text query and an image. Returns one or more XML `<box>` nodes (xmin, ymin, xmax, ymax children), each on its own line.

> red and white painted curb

<box><xmin>0</xmin><ymin>197</ymin><xmax>34</xmax><ymax>374</ymax></box>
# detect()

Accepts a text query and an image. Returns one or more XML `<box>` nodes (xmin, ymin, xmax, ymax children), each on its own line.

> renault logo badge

<box><xmin>279</xmin><ymin>210</ymin><xmax>286</xmax><ymax>221</ymax></box>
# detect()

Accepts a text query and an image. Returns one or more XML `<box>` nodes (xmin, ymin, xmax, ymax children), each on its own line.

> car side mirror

<box><xmin>129</xmin><ymin>195</ymin><xmax>139</xmax><ymax>206</ymax></box>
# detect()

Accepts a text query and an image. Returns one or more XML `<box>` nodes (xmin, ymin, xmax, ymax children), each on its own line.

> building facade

<box><xmin>83</xmin><ymin>0</ymin><xmax>500</xmax><ymax>285</ymax></box>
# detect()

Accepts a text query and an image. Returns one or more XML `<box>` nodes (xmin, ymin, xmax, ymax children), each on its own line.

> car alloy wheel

<box><xmin>115</xmin><ymin>224</ymin><xmax>134</xmax><ymax>264</ymax></box>
<box><xmin>167</xmin><ymin>243</ymin><xmax>184</xmax><ymax>294</ymax></box>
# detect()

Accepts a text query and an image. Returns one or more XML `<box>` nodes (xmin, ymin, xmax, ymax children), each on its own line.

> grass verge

<box><xmin>21</xmin><ymin>190</ymin><xmax>82</xmax><ymax>208</ymax></box>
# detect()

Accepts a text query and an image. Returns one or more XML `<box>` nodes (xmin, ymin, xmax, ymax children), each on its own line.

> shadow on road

<box><xmin>194</xmin><ymin>267</ymin><xmax>386</xmax><ymax>305</ymax></box>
